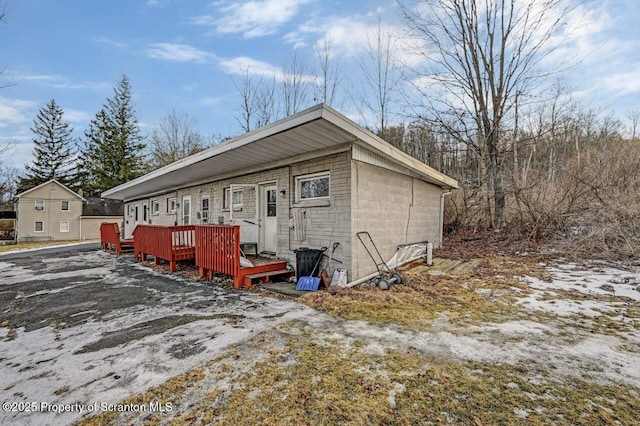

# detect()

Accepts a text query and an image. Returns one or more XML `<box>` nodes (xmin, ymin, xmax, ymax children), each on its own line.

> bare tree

<box><xmin>401</xmin><ymin>0</ymin><xmax>574</xmax><ymax>227</ymax></box>
<box><xmin>280</xmin><ymin>51</ymin><xmax>312</xmax><ymax>116</ymax></box>
<box><xmin>0</xmin><ymin>0</ymin><xmax>16</xmax><ymax>204</ymax></box>
<box><xmin>0</xmin><ymin>141</ymin><xmax>16</xmax><ymax>205</ymax></box>
<box><xmin>355</xmin><ymin>17</ymin><xmax>401</xmax><ymax>137</ymax></box>
<box><xmin>231</xmin><ymin>68</ymin><xmax>278</xmax><ymax>132</ymax></box>
<box><xmin>314</xmin><ymin>35</ymin><xmax>342</xmax><ymax>106</ymax></box>
<box><xmin>232</xmin><ymin>68</ymin><xmax>260</xmax><ymax>133</ymax></box>
<box><xmin>149</xmin><ymin>110</ymin><xmax>206</xmax><ymax>169</ymax></box>
<box><xmin>255</xmin><ymin>76</ymin><xmax>277</xmax><ymax>128</ymax></box>
<box><xmin>0</xmin><ymin>0</ymin><xmax>11</xmax><ymax>90</ymax></box>
<box><xmin>627</xmin><ymin>107</ymin><xmax>640</xmax><ymax>140</ymax></box>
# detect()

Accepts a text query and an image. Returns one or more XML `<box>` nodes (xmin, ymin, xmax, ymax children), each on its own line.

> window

<box><xmin>143</xmin><ymin>204</ymin><xmax>148</xmax><ymax>222</ymax></box>
<box><xmin>34</xmin><ymin>221</ymin><xmax>44</xmax><ymax>232</ymax></box>
<box><xmin>60</xmin><ymin>221</ymin><xmax>69</xmax><ymax>233</ymax></box>
<box><xmin>266</xmin><ymin>189</ymin><xmax>276</xmax><ymax>217</ymax></box>
<box><xmin>61</xmin><ymin>200</ymin><xmax>69</xmax><ymax>211</ymax></box>
<box><xmin>167</xmin><ymin>197</ymin><xmax>177</xmax><ymax>213</ymax></box>
<box><xmin>182</xmin><ymin>195</ymin><xmax>191</xmax><ymax>225</ymax></box>
<box><xmin>201</xmin><ymin>196</ymin><xmax>210</xmax><ymax>222</ymax></box>
<box><xmin>152</xmin><ymin>201</ymin><xmax>160</xmax><ymax>215</ymax></box>
<box><xmin>128</xmin><ymin>205</ymin><xmax>134</xmax><ymax>217</ymax></box>
<box><xmin>295</xmin><ymin>172</ymin><xmax>330</xmax><ymax>202</ymax></box>
<box><xmin>223</xmin><ymin>188</ymin><xmax>243</xmax><ymax>210</ymax></box>
<box><xmin>35</xmin><ymin>199</ymin><xmax>45</xmax><ymax>210</ymax></box>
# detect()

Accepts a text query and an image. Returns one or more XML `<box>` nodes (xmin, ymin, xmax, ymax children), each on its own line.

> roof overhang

<box><xmin>102</xmin><ymin>104</ymin><xmax>458</xmax><ymax>201</ymax></box>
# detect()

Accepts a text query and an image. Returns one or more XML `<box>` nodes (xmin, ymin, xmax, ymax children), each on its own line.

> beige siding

<box><xmin>16</xmin><ymin>181</ymin><xmax>83</xmax><ymax>242</ymax></box>
<box><xmin>351</xmin><ymin>160</ymin><xmax>442</xmax><ymax>280</ymax></box>
<box><xmin>79</xmin><ymin>216</ymin><xmax>123</xmax><ymax>240</ymax></box>
<box><xmin>123</xmin><ymin>152</ymin><xmax>353</xmax><ymax>275</ymax></box>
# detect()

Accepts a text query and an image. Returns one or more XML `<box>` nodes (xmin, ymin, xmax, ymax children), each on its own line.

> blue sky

<box><xmin>1</xmin><ymin>0</ymin><xmax>639</xmax><ymax>172</ymax></box>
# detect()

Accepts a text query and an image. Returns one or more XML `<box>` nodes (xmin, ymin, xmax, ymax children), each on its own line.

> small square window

<box><xmin>223</xmin><ymin>188</ymin><xmax>243</xmax><ymax>210</ymax></box>
<box><xmin>152</xmin><ymin>201</ymin><xmax>160</xmax><ymax>215</ymax></box>
<box><xmin>35</xmin><ymin>200</ymin><xmax>45</xmax><ymax>210</ymax></box>
<box><xmin>295</xmin><ymin>172</ymin><xmax>330</xmax><ymax>202</ymax></box>
<box><xmin>60</xmin><ymin>221</ymin><xmax>69</xmax><ymax>232</ymax></box>
<box><xmin>34</xmin><ymin>221</ymin><xmax>44</xmax><ymax>232</ymax></box>
<box><xmin>61</xmin><ymin>200</ymin><xmax>69</xmax><ymax>211</ymax></box>
<box><xmin>167</xmin><ymin>197</ymin><xmax>177</xmax><ymax>213</ymax></box>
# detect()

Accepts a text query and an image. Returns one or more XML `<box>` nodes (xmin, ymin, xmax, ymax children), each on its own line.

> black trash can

<box><xmin>295</xmin><ymin>248</ymin><xmax>324</xmax><ymax>281</ymax></box>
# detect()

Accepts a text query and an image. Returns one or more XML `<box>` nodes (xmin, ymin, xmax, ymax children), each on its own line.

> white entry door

<box><xmin>259</xmin><ymin>184</ymin><xmax>277</xmax><ymax>253</ymax></box>
<box><xmin>182</xmin><ymin>195</ymin><xmax>191</xmax><ymax>225</ymax></box>
<box><xmin>142</xmin><ymin>202</ymin><xmax>149</xmax><ymax>224</ymax></box>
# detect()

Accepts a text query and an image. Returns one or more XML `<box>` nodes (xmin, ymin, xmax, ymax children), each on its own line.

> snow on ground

<box><xmin>0</xmin><ymin>250</ymin><xmax>319</xmax><ymax>425</ymax></box>
<box><xmin>1</xmin><ymin>250</ymin><xmax>639</xmax><ymax>425</ymax></box>
<box><xmin>526</xmin><ymin>261</ymin><xmax>640</xmax><ymax>301</ymax></box>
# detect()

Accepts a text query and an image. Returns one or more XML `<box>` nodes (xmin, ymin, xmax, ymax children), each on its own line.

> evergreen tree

<box><xmin>81</xmin><ymin>75</ymin><xmax>146</xmax><ymax>196</ymax></box>
<box><xmin>18</xmin><ymin>98</ymin><xmax>77</xmax><ymax>192</ymax></box>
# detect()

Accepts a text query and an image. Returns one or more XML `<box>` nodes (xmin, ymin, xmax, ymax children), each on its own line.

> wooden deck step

<box><xmin>243</xmin><ymin>269</ymin><xmax>293</xmax><ymax>287</ymax></box>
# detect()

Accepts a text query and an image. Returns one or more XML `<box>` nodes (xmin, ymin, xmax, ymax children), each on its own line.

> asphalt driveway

<box><xmin>0</xmin><ymin>247</ymin><xmax>315</xmax><ymax>425</ymax></box>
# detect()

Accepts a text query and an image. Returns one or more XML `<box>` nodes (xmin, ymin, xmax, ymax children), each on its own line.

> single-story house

<box><xmin>14</xmin><ymin>179</ymin><xmax>124</xmax><ymax>242</ymax></box>
<box><xmin>102</xmin><ymin>104</ymin><xmax>458</xmax><ymax>283</ymax></box>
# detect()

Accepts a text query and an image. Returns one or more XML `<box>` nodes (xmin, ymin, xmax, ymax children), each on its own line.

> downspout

<box><xmin>440</xmin><ymin>190</ymin><xmax>451</xmax><ymax>247</ymax></box>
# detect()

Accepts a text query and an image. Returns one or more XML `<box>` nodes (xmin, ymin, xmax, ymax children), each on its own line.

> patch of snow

<box><xmin>526</xmin><ymin>263</ymin><xmax>640</xmax><ymax>302</ymax></box>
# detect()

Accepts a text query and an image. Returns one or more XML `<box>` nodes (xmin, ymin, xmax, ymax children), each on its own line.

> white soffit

<box><xmin>102</xmin><ymin>104</ymin><xmax>458</xmax><ymax>201</ymax></box>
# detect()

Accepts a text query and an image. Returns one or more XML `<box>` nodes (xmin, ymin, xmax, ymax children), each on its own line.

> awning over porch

<box><xmin>102</xmin><ymin>104</ymin><xmax>458</xmax><ymax>201</ymax></box>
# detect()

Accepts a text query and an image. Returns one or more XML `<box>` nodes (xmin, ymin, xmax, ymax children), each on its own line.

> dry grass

<box><xmin>301</xmin><ymin>255</ymin><xmax>549</xmax><ymax>329</ymax></box>
<box><xmin>0</xmin><ymin>240</ymin><xmax>92</xmax><ymax>253</ymax></box>
<box><xmin>75</xmin><ymin>368</ymin><xmax>206</xmax><ymax>426</ymax></box>
<box><xmin>76</xmin><ymin>330</ymin><xmax>640</xmax><ymax>425</ymax></box>
<box><xmin>72</xmin><ymin>233</ymin><xmax>640</xmax><ymax>425</ymax></box>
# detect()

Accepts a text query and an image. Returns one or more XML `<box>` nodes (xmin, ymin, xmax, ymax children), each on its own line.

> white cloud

<box><xmin>600</xmin><ymin>68</ymin><xmax>640</xmax><ymax>97</ymax></box>
<box><xmin>14</xmin><ymin>74</ymin><xmax>111</xmax><ymax>91</ymax></box>
<box><xmin>64</xmin><ymin>108</ymin><xmax>92</xmax><ymax>124</ymax></box>
<box><xmin>20</xmin><ymin>74</ymin><xmax>61</xmax><ymax>83</ymax></box>
<box><xmin>286</xmin><ymin>14</ymin><xmax>425</xmax><ymax>68</ymax></box>
<box><xmin>192</xmin><ymin>0</ymin><xmax>312</xmax><ymax>38</ymax></box>
<box><xmin>219</xmin><ymin>56</ymin><xmax>280</xmax><ymax>78</ymax></box>
<box><xmin>147</xmin><ymin>43</ymin><xmax>216</xmax><ymax>63</ymax></box>
<box><xmin>0</xmin><ymin>97</ymin><xmax>36</xmax><ymax>128</ymax></box>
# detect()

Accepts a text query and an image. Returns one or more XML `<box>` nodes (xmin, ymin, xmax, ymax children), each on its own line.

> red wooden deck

<box><xmin>195</xmin><ymin>225</ymin><xmax>290</xmax><ymax>288</ymax></box>
<box><xmin>133</xmin><ymin>224</ymin><xmax>196</xmax><ymax>272</ymax></box>
<box><xmin>100</xmin><ymin>222</ymin><xmax>133</xmax><ymax>254</ymax></box>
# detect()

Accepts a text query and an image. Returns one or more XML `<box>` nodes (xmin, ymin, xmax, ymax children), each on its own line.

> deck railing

<box><xmin>133</xmin><ymin>224</ymin><xmax>196</xmax><ymax>271</ymax></box>
<box><xmin>195</xmin><ymin>225</ymin><xmax>240</xmax><ymax>282</ymax></box>
<box><xmin>100</xmin><ymin>222</ymin><xmax>131</xmax><ymax>254</ymax></box>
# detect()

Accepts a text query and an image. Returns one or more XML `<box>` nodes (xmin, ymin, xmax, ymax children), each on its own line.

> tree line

<box><xmin>8</xmin><ymin>75</ymin><xmax>212</xmax><ymax>199</ymax></box>
<box><xmin>2</xmin><ymin>0</ymin><xmax>638</xmax><ymax>258</ymax></box>
<box><xmin>224</xmin><ymin>0</ymin><xmax>640</xmax><ymax>259</ymax></box>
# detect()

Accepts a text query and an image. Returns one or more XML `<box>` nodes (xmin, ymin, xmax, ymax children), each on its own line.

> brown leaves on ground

<box><xmin>301</xmin><ymin>253</ymin><xmax>548</xmax><ymax>328</ymax></box>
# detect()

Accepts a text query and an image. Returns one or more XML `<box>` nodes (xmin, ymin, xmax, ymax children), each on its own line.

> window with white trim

<box><xmin>223</xmin><ymin>188</ymin><xmax>243</xmax><ymax>210</ymax></box>
<box><xmin>201</xmin><ymin>196</ymin><xmax>210</xmax><ymax>222</ymax></box>
<box><xmin>295</xmin><ymin>171</ymin><xmax>330</xmax><ymax>202</ymax></box>
<box><xmin>34</xmin><ymin>221</ymin><xmax>44</xmax><ymax>232</ymax></box>
<box><xmin>60</xmin><ymin>221</ymin><xmax>69</xmax><ymax>232</ymax></box>
<box><xmin>167</xmin><ymin>197</ymin><xmax>177</xmax><ymax>213</ymax></box>
<box><xmin>35</xmin><ymin>199</ymin><xmax>45</xmax><ymax>210</ymax></box>
<box><xmin>127</xmin><ymin>205</ymin><xmax>134</xmax><ymax>217</ymax></box>
<box><xmin>152</xmin><ymin>200</ymin><xmax>160</xmax><ymax>215</ymax></box>
<box><xmin>61</xmin><ymin>200</ymin><xmax>69</xmax><ymax>211</ymax></box>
